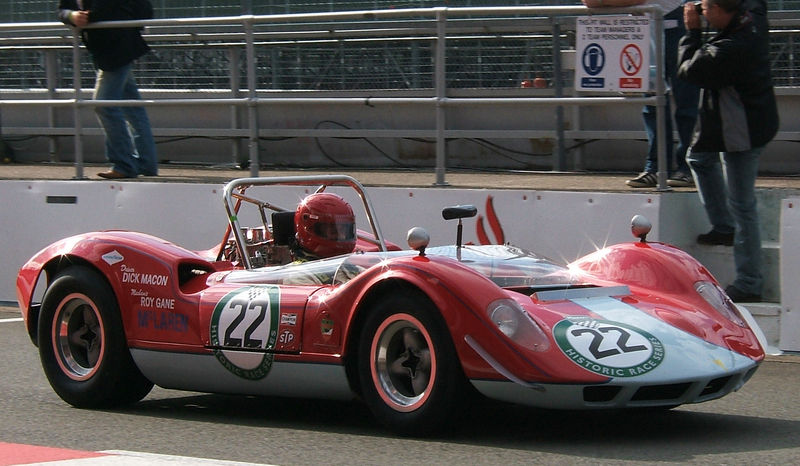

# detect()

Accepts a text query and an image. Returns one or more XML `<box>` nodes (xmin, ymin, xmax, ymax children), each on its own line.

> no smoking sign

<box><xmin>575</xmin><ymin>15</ymin><xmax>651</xmax><ymax>92</ymax></box>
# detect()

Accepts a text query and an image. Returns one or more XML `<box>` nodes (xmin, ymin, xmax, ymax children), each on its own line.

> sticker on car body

<box><xmin>210</xmin><ymin>286</ymin><xmax>281</xmax><ymax>380</ymax></box>
<box><xmin>554</xmin><ymin>316</ymin><xmax>664</xmax><ymax>378</ymax></box>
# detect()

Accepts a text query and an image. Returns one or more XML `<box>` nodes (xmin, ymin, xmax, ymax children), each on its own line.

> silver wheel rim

<box><xmin>52</xmin><ymin>293</ymin><xmax>105</xmax><ymax>381</ymax></box>
<box><xmin>370</xmin><ymin>313</ymin><xmax>436</xmax><ymax>412</ymax></box>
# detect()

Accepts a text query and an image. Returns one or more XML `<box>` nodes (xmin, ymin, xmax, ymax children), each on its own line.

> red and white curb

<box><xmin>0</xmin><ymin>443</ymin><xmax>272</xmax><ymax>466</ymax></box>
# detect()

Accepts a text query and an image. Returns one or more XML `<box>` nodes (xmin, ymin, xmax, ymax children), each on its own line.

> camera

<box><xmin>693</xmin><ymin>1</ymin><xmax>704</xmax><ymax>15</ymax></box>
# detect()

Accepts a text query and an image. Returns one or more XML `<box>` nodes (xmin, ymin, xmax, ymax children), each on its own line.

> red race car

<box><xmin>16</xmin><ymin>175</ymin><xmax>765</xmax><ymax>435</ymax></box>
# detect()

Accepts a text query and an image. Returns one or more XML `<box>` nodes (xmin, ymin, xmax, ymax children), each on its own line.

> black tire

<box><xmin>38</xmin><ymin>266</ymin><xmax>153</xmax><ymax>408</ymax></box>
<box><xmin>358</xmin><ymin>292</ymin><xmax>467</xmax><ymax>436</ymax></box>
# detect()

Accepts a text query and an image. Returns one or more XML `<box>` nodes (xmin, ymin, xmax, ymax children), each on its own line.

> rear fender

<box><xmin>16</xmin><ymin>232</ymin><xmax>217</xmax><ymax>347</ymax></box>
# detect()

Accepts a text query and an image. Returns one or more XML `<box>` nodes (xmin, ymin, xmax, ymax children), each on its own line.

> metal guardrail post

<box><xmin>552</xmin><ymin>18</ymin><xmax>566</xmax><ymax>171</ymax></box>
<box><xmin>434</xmin><ymin>8</ymin><xmax>448</xmax><ymax>187</ymax></box>
<box><xmin>243</xmin><ymin>16</ymin><xmax>260</xmax><ymax>177</ymax></box>
<box><xmin>652</xmin><ymin>11</ymin><xmax>669</xmax><ymax>191</ymax></box>
<box><xmin>228</xmin><ymin>47</ymin><xmax>242</xmax><ymax>168</ymax></box>
<box><xmin>45</xmin><ymin>49</ymin><xmax>59</xmax><ymax>163</ymax></box>
<box><xmin>71</xmin><ymin>30</ymin><xmax>85</xmax><ymax>180</ymax></box>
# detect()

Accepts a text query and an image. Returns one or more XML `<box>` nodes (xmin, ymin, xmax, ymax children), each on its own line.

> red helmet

<box><xmin>294</xmin><ymin>193</ymin><xmax>356</xmax><ymax>258</ymax></box>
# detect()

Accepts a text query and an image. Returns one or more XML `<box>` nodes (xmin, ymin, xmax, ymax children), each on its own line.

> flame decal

<box><xmin>476</xmin><ymin>215</ymin><xmax>490</xmax><ymax>245</ymax></box>
<box><xmin>476</xmin><ymin>196</ymin><xmax>506</xmax><ymax>245</ymax></box>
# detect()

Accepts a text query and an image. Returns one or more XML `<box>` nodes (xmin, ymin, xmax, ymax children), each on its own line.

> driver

<box><xmin>293</xmin><ymin>192</ymin><xmax>357</xmax><ymax>261</ymax></box>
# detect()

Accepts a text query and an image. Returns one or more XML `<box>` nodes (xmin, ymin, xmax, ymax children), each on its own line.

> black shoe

<box><xmin>667</xmin><ymin>171</ymin><xmax>694</xmax><ymax>187</ymax></box>
<box><xmin>725</xmin><ymin>285</ymin><xmax>761</xmax><ymax>303</ymax></box>
<box><xmin>697</xmin><ymin>229</ymin><xmax>734</xmax><ymax>246</ymax></box>
<box><xmin>626</xmin><ymin>172</ymin><xmax>658</xmax><ymax>188</ymax></box>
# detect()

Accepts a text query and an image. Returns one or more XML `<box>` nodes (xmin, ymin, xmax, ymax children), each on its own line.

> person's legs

<box><xmin>120</xmin><ymin>73</ymin><xmax>158</xmax><ymax>176</ymax></box>
<box><xmin>686</xmin><ymin>148</ymin><xmax>735</xmax><ymax>235</ymax></box>
<box><xmin>641</xmin><ymin>100</ymin><xmax>674</xmax><ymax>174</ymax></box>
<box><xmin>665</xmin><ymin>25</ymin><xmax>699</xmax><ymax>175</ymax></box>
<box><xmin>94</xmin><ymin>64</ymin><xmax>138</xmax><ymax>177</ymax></box>
<box><xmin>722</xmin><ymin>147</ymin><xmax>763</xmax><ymax>295</ymax></box>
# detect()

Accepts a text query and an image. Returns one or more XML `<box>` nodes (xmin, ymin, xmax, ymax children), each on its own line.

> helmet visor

<box><xmin>313</xmin><ymin>222</ymin><xmax>356</xmax><ymax>241</ymax></box>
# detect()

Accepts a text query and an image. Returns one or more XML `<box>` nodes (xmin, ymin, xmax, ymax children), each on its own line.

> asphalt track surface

<box><xmin>2</xmin><ymin>306</ymin><xmax>800</xmax><ymax>465</ymax></box>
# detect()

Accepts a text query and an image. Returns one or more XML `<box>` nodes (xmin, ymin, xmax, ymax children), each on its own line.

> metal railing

<box><xmin>1</xmin><ymin>6</ymin><xmax>670</xmax><ymax>187</ymax></box>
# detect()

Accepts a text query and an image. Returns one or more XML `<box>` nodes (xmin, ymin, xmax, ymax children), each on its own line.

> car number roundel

<box><xmin>554</xmin><ymin>316</ymin><xmax>664</xmax><ymax>378</ymax></box>
<box><xmin>210</xmin><ymin>286</ymin><xmax>280</xmax><ymax>380</ymax></box>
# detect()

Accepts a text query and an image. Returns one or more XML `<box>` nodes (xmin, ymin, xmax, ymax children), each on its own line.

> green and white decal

<box><xmin>554</xmin><ymin>316</ymin><xmax>664</xmax><ymax>378</ymax></box>
<box><xmin>210</xmin><ymin>286</ymin><xmax>281</xmax><ymax>380</ymax></box>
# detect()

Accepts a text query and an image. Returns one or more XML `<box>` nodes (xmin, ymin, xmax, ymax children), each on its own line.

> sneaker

<box><xmin>626</xmin><ymin>172</ymin><xmax>657</xmax><ymax>188</ymax></box>
<box><xmin>697</xmin><ymin>229</ymin><xmax>734</xmax><ymax>246</ymax></box>
<box><xmin>725</xmin><ymin>285</ymin><xmax>761</xmax><ymax>302</ymax></box>
<box><xmin>667</xmin><ymin>171</ymin><xmax>693</xmax><ymax>187</ymax></box>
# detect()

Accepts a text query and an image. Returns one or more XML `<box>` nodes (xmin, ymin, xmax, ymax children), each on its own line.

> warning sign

<box><xmin>575</xmin><ymin>15</ymin><xmax>651</xmax><ymax>92</ymax></box>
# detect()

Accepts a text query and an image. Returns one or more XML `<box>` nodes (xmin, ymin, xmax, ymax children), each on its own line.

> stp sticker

<box><xmin>210</xmin><ymin>286</ymin><xmax>281</xmax><ymax>380</ymax></box>
<box><xmin>554</xmin><ymin>316</ymin><xmax>664</xmax><ymax>377</ymax></box>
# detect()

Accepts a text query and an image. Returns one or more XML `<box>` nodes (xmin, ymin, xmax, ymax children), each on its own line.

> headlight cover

<box><xmin>487</xmin><ymin>299</ymin><xmax>550</xmax><ymax>351</ymax></box>
<box><xmin>694</xmin><ymin>281</ymin><xmax>747</xmax><ymax>327</ymax></box>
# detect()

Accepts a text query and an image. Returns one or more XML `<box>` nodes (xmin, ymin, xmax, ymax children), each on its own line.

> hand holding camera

<box><xmin>684</xmin><ymin>1</ymin><xmax>704</xmax><ymax>30</ymax></box>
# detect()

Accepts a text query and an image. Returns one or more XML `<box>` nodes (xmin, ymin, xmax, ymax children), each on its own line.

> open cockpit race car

<box><xmin>16</xmin><ymin>175</ymin><xmax>766</xmax><ymax>436</ymax></box>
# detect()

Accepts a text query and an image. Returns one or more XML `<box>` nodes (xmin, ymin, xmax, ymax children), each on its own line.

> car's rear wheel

<box><xmin>38</xmin><ymin>266</ymin><xmax>153</xmax><ymax>408</ymax></box>
<box><xmin>358</xmin><ymin>291</ymin><xmax>467</xmax><ymax>436</ymax></box>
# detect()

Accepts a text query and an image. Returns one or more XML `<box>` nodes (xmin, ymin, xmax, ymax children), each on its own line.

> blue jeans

<box><xmin>687</xmin><ymin>147</ymin><xmax>764</xmax><ymax>295</ymax></box>
<box><xmin>642</xmin><ymin>14</ymin><xmax>699</xmax><ymax>175</ymax></box>
<box><xmin>94</xmin><ymin>64</ymin><xmax>157</xmax><ymax>176</ymax></box>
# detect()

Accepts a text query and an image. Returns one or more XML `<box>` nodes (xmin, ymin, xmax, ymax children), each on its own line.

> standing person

<box><xmin>678</xmin><ymin>0</ymin><xmax>779</xmax><ymax>302</ymax></box>
<box><xmin>58</xmin><ymin>0</ymin><xmax>158</xmax><ymax>179</ymax></box>
<box><xmin>582</xmin><ymin>0</ymin><xmax>700</xmax><ymax>188</ymax></box>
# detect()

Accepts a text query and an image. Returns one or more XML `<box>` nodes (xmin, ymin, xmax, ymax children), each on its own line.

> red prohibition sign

<box><xmin>620</xmin><ymin>43</ymin><xmax>643</xmax><ymax>76</ymax></box>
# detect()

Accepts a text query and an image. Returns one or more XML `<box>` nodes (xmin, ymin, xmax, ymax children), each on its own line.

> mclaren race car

<box><xmin>16</xmin><ymin>175</ymin><xmax>765</xmax><ymax>435</ymax></box>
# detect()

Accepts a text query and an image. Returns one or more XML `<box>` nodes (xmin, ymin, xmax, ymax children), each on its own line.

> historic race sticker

<box><xmin>554</xmin><ymin>316</ymin><xmax>664</xmax><ymax>377</ymax></box>
<box><xmin>210</xmin><ymin>286</ymin><xmax>280</xmax><ymax>380</ymax></box>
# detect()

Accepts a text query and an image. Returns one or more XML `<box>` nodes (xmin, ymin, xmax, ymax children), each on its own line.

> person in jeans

<box><xmin>58</xmin><ymin>0</ymin><xmax>157</xmax><ymax>179</ymax></box>
<box><xmin>582</xmin><ymin>0</ymin><xmax>700</xmax><ymax>189</ymax></box>
<box><xmin>678</xmin><ymin>0</ymin><xmax>779</xmax><ymax>302</ymax></box>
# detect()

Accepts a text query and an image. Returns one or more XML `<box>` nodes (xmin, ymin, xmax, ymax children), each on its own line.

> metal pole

<box><xmin>653</xmin><ymin>12</ymin><xmax>669</xmax><ymax>191</ymax></box>
<box><xmin>244</xmin><ymin>16</ymin><xmax>260</xmax><ymax>177</ymax></box>
<box><xmin>45</xmin><ymin>49</ymin><xmax>60</xmax><ymax>162</ymax></box>
<box><xmin>552</xmin><ymin>19</ymin><xmax>566</xmax><ymax>171</ymax></box>
<box><xmin>228</xmin><ymin>47</ymin><xmax>242</xmax><ymax>168</ymax></box>
<box><xmin>71</xmin><ymin>30</ymin><xmax>85</xmax><ymax>179</ymax></box>
<box><xmin>434</xmin><ymin>8</ymin><xmax>448</xmax><ymax>186</ymax></box>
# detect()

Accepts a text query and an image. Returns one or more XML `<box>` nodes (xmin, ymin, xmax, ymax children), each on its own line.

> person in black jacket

<box><xmin>677</xmin><ymin>0</ymin><xmax>779</xmax><ymax>302</ymax></box>
<box><xmin>58</xmin><ymin>0</ymin><xmax>157</xmax><ymax>179</ymax></box>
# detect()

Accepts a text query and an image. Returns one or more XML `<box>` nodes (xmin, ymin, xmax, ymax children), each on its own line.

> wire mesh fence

<box><xmin>1</xmin><ymin>1</ymin><xmax>798</xmax><ymax>90</ymax></box>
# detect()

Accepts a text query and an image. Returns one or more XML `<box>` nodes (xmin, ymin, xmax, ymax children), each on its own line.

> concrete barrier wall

<box><xmin>4</xmin><ymin>180</ymin><xmax>797</xmax><ymax>350</ymax></box>
<box><xmin>2</xmin><ymin>180</ymin><xmax>662</xmax><ymax>303</ymax></box>
<box><xmin>780</xmin><ymin>198</ymin><xmax>800</xmax><ymax>351</ymax></box>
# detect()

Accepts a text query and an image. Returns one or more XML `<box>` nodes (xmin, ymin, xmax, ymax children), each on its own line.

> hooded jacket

<box><xmin>58</xmin><ymin>0</ymin><xmax>150</xmax><ymax>71</ymax></box>
<box><xmin>677</xmin><ymin>0</ymin><xmax>778</xmax><ymax>152</ymax></box>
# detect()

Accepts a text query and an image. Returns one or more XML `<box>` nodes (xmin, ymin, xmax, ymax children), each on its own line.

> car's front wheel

<box><xmin>358</xmin><ymin>291</ymin><xmax>467</xmax><ymax>435</ymax></box>
<box><xmin>38</xmin><ymin>266</ymin><xmax>153</xmax><ymax>408</ymax></box>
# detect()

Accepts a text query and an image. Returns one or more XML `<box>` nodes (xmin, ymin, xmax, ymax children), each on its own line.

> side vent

<box><xmin>178</xmin><ymin>262</ymin><xmax>214</xmax><ymax>294</ymax></box>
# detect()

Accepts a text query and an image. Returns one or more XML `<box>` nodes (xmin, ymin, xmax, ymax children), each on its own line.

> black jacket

<box><xmin>677</xmin><ymin>0</ymin><xmax>778</xmax><ymax>152</ymax></box>
<box><xmin>58</xmin><ymin>0</ymin><xmax>150</xmax><ymax>71</ymax></box>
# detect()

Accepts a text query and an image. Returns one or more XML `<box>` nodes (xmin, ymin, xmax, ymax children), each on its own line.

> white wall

<box><xmin>780</xmin><ymin>198</ymin><xmax>800</xmax><ymax>351</ymax></box>
<box><xmin>2</xmin><ymin>180</ymin><xmax>661</xmax><ymax>302</ymax></box>
<box><xmin>5</xmin><ymin>180</ymin><xmax>797</xmax><ymax>350</ymax></box>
